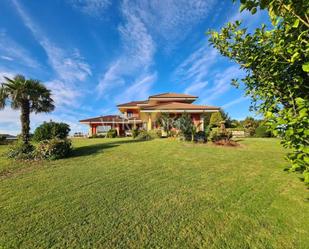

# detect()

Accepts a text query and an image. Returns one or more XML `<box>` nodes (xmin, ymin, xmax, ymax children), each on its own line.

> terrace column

<box><xmin>91</xmin><ymin>124</ymin><xmax>97</xmax><ymax>136</ymax></box>
<box><xmin>200</xmin><ymin>116</ymin><xmax>204</xmax><ymax>131</ymax></box>
<box><xmin>116</xmin><ymin>124</ymin><xmax>120</xmax><ymax>136</ymax></box>
<box><xmin>147</xmin><ymin>114</ymin><xmax>152</xmax><ymax>131</ymax></box>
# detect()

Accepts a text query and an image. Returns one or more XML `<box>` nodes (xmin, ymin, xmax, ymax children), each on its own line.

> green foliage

<box><xmin>7</xmin><ymin>140</ymin><xmax>35</xmax><ymax>160</ymax></box>
<box><xmin>0</xmin><ymin>75</ymin><xmax>54</xmax><ymax>144</ymax></box>
<box><xmin>209</xmin><ymin>129</ymin><xmax>233</xmax><ymax>143</ymax></box>
<box><xmin>174</xmin><ymin>113</ymin><xmax>193</xmax><ymax>138</ymax></box>
<box><xmin>255</xmin><ymin>126</ymin><xmax>272</xmax><ymax>138</ymax></box>
<box><xmin>0</xmin><ymin>135</ymin><xmax>7</xmax><ymax>145</ymax></box>
<box><xmin>204</xmin><ymin>125</ymin><xmax>211</xmax><ymax>139</ymax></box>
<box><xmin>35</xmin><ymin>139</ymin><xmax>72</xmax><ymax>160</ymax></box>
<box><xmin>106</xmin><ymin>129</ymin><xmax>117</xmax><ymax>138</ymax></box>
<box><xmin>156</xmin><ymin>113</ymin><xmax>175</xmax><ymax>136</ymax></box>
<box><xmin>242</xmin><ymin>117</ymin><xmax>260</xmax><ymax>136</ymax></box>
<box><xmin>220</xmin><ymin>109</ymin><xmax>232</xmax><ymax>128</ymax></box>
<box><xmin>131</xmin><ymin>128</ymin><xmax>139</xmax><ymax>139</ymax></box>
<box><xmin>148</xmin><ymin>129</ymin><xmax>162</xmax><ymax>139</ymax></box>
<box><xmin>209</xmin><ymin>0</ymin><xmax>309</xmax><ymax>182</ymax></box>
<box><xmin>203</xmin><ymin>112</ymin><xmax>212</xmax><ymax>128</ymax></box>
<box><xmin>33</xmin><ymin>121</ymin><xmax>70</xmax><ymax>141</ymax></box>
<box><xmin>136</xmin><ymin>130</ymin><xmax>152</xmax><ymax>141</ymax></box>
<box><xmin>89</xmin><ymin>134</ymin><xmax>106</xmax><ymax>138</ymax></box>
<box><xmin>195</xmin><ymin>131</ymin><xmax>206</xmax><ymax>143</ymax></box>
<box><xmin>209</xmin><ymin>112</ymin><xmax>223</xmax><ymax>127</ymax></box>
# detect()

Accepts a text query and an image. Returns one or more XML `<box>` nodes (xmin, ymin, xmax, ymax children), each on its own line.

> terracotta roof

<box><xmin>117</xmin><ymin>100</ymin><xmax>148</xmax><ymax>107</ymax></box>
<box><xmin>149</xmin><ymin>93</ymin><xmax>197</xmax><ymax>98</ymax></box>
<box><xmin>141</xmin><ymin>102</ymin><xmax>219</xmax><ymax>110</ymax></box>
<box><xmin>79</xmin><ymin>115</ymin><xmax>141</xmax><ymax>123</ymax></box>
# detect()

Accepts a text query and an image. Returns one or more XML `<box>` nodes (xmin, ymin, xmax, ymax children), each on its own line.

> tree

<box><xmin>242</xmin><ymin>116</ymin><xmax>260</xmax><ymax>136</ymax></box>
<box><xmin>203</xmin><ymin>112</ymin><xmax>212</xmax><ymax>127</ymax></box>
<box><xmin>174</xmin><ymin>113</ymin><xmax>194</xmax><ymax>140</ymax></box>
<box><xmin>220</xmin><ymin>109</ymin><xmax>232</xmax><ymax>128</ymax></box>
<box><xmin>156</xmin><ymin>113</ymin><xmax>174</xmax><ymax>136</ymax></box>
<box><xmin>209</xmin><ymin>112</ymin><xmax>223</xmax><ymax>127</ymax></box>
<box><xmin>208</xmin><ymin>0</ymin><xmax>309</xmax><ymax>183</ymax></box>
<box><xmin>0</xmin><ymin>75</ymin><xmax>55</xmax><ymax>144</ymax></box>
<box><xmin>33</xmin><ymin>121</ymin><xmax>70</xmax><ymax>141</ymax></box>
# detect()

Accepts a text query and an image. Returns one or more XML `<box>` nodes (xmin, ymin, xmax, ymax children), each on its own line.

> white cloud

<box><xmin>97</xmin><ymin>0</ymin><xmax>156</xmax><ymax>98</ymax></box>
<box><xmin>0</xmin><ymin>107</ymin><xmax>88</xmax><ymax>135</ymax></box>
<box><xmin>174</xmin><ymin>45</ymin><xmax>219</xmax><ymax>84</ymax></box>
<box><xmin>221</xmin><ymin>96</ymin><xmax>250</xmax><ymax>109</ymax></box>
<box><xmin>1</xmin><ymin>1</ymin><xmax>93</xmax><ymax>135</ymax></box>
<box><xmin>45</xmin><ymin>80</ymin><xmax>83</xmax><ymax>108</ymax></box>
<box><xmin>1</xmin><ymin>56</ymin><xmax>13</xmax><ymax>61</ymax></box>
<box><xmin>128</xmin><ymin>0</ymin><xmax>215</xmax><ymax>50</ymax></box>
<box><xmin>12</xmin><ymin>0</ymin><xmax>91</xmax><ymax>108</ymax></box>
<box><xmin>114</xmin><ymin>73</ymin><xmax>157</xmax><ymax>104</ymax></box>
<box><xmin>184</xmin><ymin>81</ymin><xmax>208</xmax><ymax>95</ymax></box>
<box><xmin>0</xmin><ymin>30</ymin><xmax>39</xmax><ymax>68</ymax></box>
<box><xmin>0</xmin><ymin>70</ymin><xmax>16</xmax><ymax>82</ymax></box>
<box><xmin>201</xmin><ymin>65</ymin><xmax>243</xmax><ymax>104</ymax></box>
<box><xmin>42</xmin><ymin>44</ymin><xmax>91</xmax><ymax>83</ymax></box>
<box><xmin>69</xmin><ymin>0</ymin><xmax>111</xmax><ymax>17</ymax></box>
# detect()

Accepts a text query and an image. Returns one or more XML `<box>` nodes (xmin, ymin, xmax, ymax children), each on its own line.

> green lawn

<box><xmin>0</xmin><ymin>138</ymin><xmax>308</xmax><ymax>248</ymax></box>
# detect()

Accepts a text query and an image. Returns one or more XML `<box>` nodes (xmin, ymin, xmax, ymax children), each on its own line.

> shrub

<box><xmin>148</xmin><ymin>129</ymin><xmax>162</xmax><ymax>139</ymax></box>
<box><xmin>209</xmin><ymin>112</ymin><xmax>223</xmax><ymax>127</ymax></box>
<box><xmin>209</xmin><ymin>130</ymin><xmax>232</xmax><ymax>142</ymax></box>
<box><xmin>131</xmin><ymin>128</ymin><xmax>139</xmax><ymax>139</ymax></box>
<box><xmin>255</xmin><ymin>126</ymin><xmax>272</xmax><ymax>137</ymax></box>
<box><xmin>174</xmin><ymin>113</ymin><xmax>193</xmax><ymax>137</ymax></box>
<box><xmin>156</xmin><ymin>113</ymin><xmax>175</xmax><ymax>136</ymax></box>
<box><xmin>33</xmin><ymin>121</ymin><xmax>70</xmax><ymax>141</ymax></box>
<box><xmin>204</xmin><ymin>125</ymin><xmax>211</xmax><ymax>140</ymax></box>
<box><xmin>89</xmin><ymin>134</ymin><xmax>105</xmax><ymax>138</ymax></box>
<box><xmin>35</xmin><ymin>138</ymin><xmax>72</xmax><ymax>160</ymax></box>
<box><xmin>106</xmin><ymin>129</ymin><xmax>117</xmax><ymax>138</ymax></box>
<box><xmin>7</xmin><ymin>141</ymin><xmax>35</xmax><ymax>160</ymax></box>
<box><xmin>169</xmin><ymin>129</ymin><xmax>177</xmax><ymax>138</ymax></box>
<box><xmin>177</xmin><ymin>131</ymin><xmax>191</xmax><ymax>141</ymax></box>
<box><xmin>195</xmin><ymin>131</ymin><xmax>206</xmax><ymax>143</ymax></box>
<box><xmin>0</xmin><ymin>135</ymin><xmax>7</xmax><ymax>145</ymax></box>
<box><xmin>136</xmin><ymin>130</ymin><xmax>152</xmax><ymax>141</ymax></box>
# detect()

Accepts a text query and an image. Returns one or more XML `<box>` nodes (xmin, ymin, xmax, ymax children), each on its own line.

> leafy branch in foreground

<box><xmin>208</xmin><ymin>0</ymin><xmax>309</xmax><ymax>183</ymax></box>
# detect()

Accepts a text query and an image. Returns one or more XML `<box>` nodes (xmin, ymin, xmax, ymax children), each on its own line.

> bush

<box><xmin>169</xmin><ymin>129</ymin><xmax>177</xmax><ymax>138</ymax></box>
<box><xmin>195</xmin><ymin>131</ymin><xmax>206</xmax><ymax>143</ymax></box>
<box><xmin>106</xmin><ymin>129</ymin><xmax>117</xmax><ymax>138</ymax></box>
<box><xmin>204</xmin><ymin>125</ymin><xmax>211</xmax><ymax>140</ymax></box>
<box><xmin>209</xmin><ymin>112</ymin><xmax>223</xmax><ymax>127</ymax></box>
<box><xmin>136</xmin><ymin>130</ymin><xmax>152</xmax><ymax>140</ymax></box>
<box><xmin>33</xmin><ymin>121</ymin><xmax>70</xmax><ymax>141</ymax></box>
<box><xmin>7</xmin><ymin>141</ymin><xmax>35</xmax><ymax>160</ymax></box>
<box><xmin>209</xmin><ymin>130</ymin><xmax>233</xmax><ymax>142</ymax></box>
<box><xmin>148</xmin><ymin>129</ymin><xmax>162</xmax><ymax>139</ymax></box>
<box><xmin>0</xmin><ymin>135</ymin><xmax>7</xmax><ymax>145</ymax></box>
<box><xmin>131</xmin><ymin>128</ymin><xmax>139</xmax><ymax>139</ymax></box>
<box><xmin>177</xmin><ymin>131</ymin><xmax>191</xmax><ymax>141</ymax></box>
<box><xmin>174</xmin><ymin>113</ymin><xmax>193</xmax><ymax>137</ymax></box>
<box><xmin>35</xmin><ymin>138</ymin><xmax>72</xmax><ymax>160</ymax></box>
<box><xmin>255</xmin><ymin>126</ymin><xmax>272</xmax><ymax>137</ymax></box>
<box><xmin>89</xmin><ymin>134</ymin><xmax>105</xmax><ymax>138</ymax></box>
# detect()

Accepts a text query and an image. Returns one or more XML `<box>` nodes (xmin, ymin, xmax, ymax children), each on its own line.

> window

<box><xmin>127</xmin><ymin>111</ymin><xmax>133</xmax><ymax>117</ymax></box>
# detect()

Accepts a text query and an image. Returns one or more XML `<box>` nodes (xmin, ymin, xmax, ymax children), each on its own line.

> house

<box><xmin>79</xmin><ymin>93</ymin><xmax>220</xmax><ymax>136</ymax></box>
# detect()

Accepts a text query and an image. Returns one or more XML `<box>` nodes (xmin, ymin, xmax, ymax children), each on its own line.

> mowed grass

<box><xmin>0</xmin><ymin>138</ymin><xmax>308</xmax><ymax>248</ymax></box>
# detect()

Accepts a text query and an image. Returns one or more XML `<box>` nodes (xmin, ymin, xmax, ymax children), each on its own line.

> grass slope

<box><xmin>0</xmin><ymin>138</ymin><xmax>308</xmax><ymax>248</ymax></box>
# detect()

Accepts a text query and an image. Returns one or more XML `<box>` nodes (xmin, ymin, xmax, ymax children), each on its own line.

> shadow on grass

<box><xmin>71</xmin><ymin>139</ymin><xmax>148</xmax><ymax>158</ymax></box>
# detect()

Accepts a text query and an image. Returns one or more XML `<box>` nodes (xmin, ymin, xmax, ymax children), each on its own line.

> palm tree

<box><xmin>0</xmin><ymin>75</ymin><xmax>55</xmax><ymax>144</ymax></box>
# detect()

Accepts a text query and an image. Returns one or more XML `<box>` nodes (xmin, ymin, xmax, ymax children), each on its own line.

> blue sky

<box><xmin>0</xmin><ymin>0</ymin><xmax>269</xmax><ymax>134</ymax></box>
